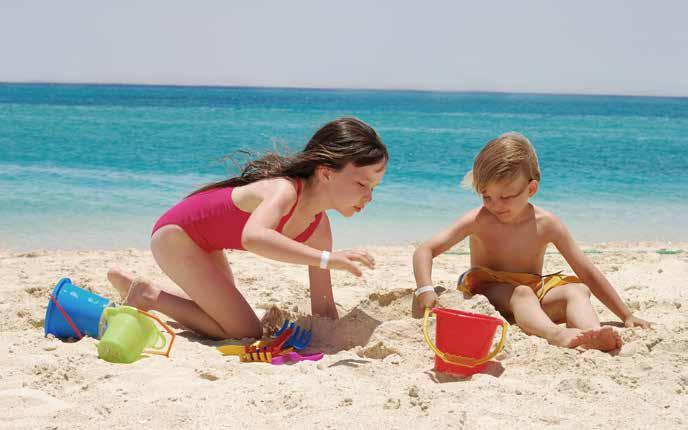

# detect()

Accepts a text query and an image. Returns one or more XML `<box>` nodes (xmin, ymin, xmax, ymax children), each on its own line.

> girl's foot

<box><xmin>106</xmin><ymin>268</ymin><xmax>159</xmax><ymax>311</ymax></box>
<box><xmin>106</xmin><ymin>268</ymin><xmax>135</xmax><ymax>299</ymax></box>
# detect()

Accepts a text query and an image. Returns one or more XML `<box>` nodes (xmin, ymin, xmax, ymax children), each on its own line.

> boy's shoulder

<box><xmin>461</xmin><ymin>205</ymin><xmax>568</xmax><ymax>235</ymax></box>
<box><xmin>532</xmin><ymin>204</ymin><xmax>560</xmax><ymax>220</ymax></box>
<box><xmin>459</xmin><ymin>206</ymin><xmax>484</xmax><ymax>224</ymax></box>
<box><xmin>531</xmin><ymin>204</ymin><xmax>568</xmax><ymax>237</ymax></box>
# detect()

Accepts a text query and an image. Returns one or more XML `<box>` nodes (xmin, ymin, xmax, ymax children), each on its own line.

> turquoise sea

<box><xmin>1</xmin><ymin>83</ymin><xmax>687</xmax><ymax>251</ymax></box>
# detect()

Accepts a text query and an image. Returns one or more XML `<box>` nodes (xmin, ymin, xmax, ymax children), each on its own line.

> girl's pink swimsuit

<box><xmin>152</xmin><ymin>179</ymin><xmax>323</xmax><ymax>252</ymax></box>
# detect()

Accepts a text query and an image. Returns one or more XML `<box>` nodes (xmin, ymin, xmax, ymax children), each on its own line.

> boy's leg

<box><xmin>482</xmin><ymin>284</ymin><xmax>588</xmax><ymax>348</ymax></box>
<box><xmin>541</xmin><ymin>283</ymin><xmax>599</xmax><ymax>329</ymax></box>
<box><xmin>541</xmin><ymin>284</ymin><xmax>622</xmax><ymax>351</ymax></box>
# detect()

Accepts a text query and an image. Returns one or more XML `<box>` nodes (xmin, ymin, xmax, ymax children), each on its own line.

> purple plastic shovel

<box><xmin>271</xmin><ymin>351</ymin><xmax>324</xmax><ymax>365</ymax></box>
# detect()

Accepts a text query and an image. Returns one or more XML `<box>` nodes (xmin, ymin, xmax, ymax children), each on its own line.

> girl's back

<box><xmin>152</xmin><ymin>177</ymin><xmax>322</xmax><ymax>252</ymax></box>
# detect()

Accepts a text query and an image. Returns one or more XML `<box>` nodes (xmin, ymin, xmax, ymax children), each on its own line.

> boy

<box><xmin>412</xmin><ymin>132</ymin><xmax>650</xmax><ymax>351</ymax></box>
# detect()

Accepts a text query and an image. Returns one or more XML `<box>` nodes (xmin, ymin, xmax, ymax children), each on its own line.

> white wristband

<box><xmin>319</xmin><ymin>250</ymin><xmax>330</xmax><ymax>269</ymax></box>
<box><xmin>414</xmin><ymin>285</ymin><xmax>435</xmax><ymax>297</ymax></box>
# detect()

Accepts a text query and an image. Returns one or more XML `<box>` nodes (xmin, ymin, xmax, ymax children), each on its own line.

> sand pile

<box><xmin>1</xmin><ymin>243</ymin><xmax>686</xmax><ymax>428</ymax></box>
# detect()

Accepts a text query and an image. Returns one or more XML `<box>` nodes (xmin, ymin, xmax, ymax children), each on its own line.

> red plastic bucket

<box><xmin>423</xmin><ymin>307</ymin><xmax>508</xmax><ymax>376</ymax></box>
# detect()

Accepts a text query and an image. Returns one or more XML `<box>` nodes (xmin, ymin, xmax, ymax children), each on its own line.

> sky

<box><xmin>1</xmin><ymin>0</ymin><xmax>687</xmax><ymax>96</ymax></box>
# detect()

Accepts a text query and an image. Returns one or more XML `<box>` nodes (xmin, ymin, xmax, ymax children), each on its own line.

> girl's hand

<box><xmin>328</xmin><ymin>250</ymin><xmax>375</xmax><ymax>276</ymax></box>
<box><xmin>624</xmin><ymin>314</ymin><xmax>652</xmax><ymax>329</ymax></box>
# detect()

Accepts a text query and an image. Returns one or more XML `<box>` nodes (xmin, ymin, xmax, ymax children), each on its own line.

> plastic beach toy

<box><xmin>271</xmin><ymin>351</ymin><xmax>323</xmax><ymax>365</ymax></box>
<box><xmin>217</xmin><ymin>319</ymin><xmax>313</xmax><ymax>357</ymax></box>
<box><xmin>238</xmin><ymin>346</ymin><xmax>293</xmax><ymax>363</ymax></box>
<box><xmin>275</xmin><ymin>320</ymin><xmax>312</xmax><ymax>350</ymax></box>
<box><xmin>239</xmin><ymin>326</ymin><xmax>294</xmax><ymax>362</ymax></box>
<box><xmin>216</xmin><ymin>339</ymin><xmax>268</xmax><ymax>357</ymax></box>
<box><xmin>217</xmin><ymin>321</ymin><xmax>324</xmax><ymax>365</ymax></box>
<box><xmin>216</xmin><ymin>325</ymin><xmax>294</xmax><ymax>362</ymax></box>
<box><xmin>216</xmin><ymin>339</ymin><xmax>268</xmax><ymax>356</ymax></box>
<box><xmin>44</xmin><ymin>277</ymin><xmax>113</xmax><ymax>339</ymax></box>
<box><xmin>423</xmin><ymin>307</ymin><xmax>508</xmax><ymax>376</ymax></box>
<box><xmin>97</xmin><ymin>306</ymin><xmax>176</xmax><ymax>363</ymax></box>
<box><xmin>219</xmin><ymin>344</ymin><xmax>323</xmax><ymax>365</ymax></box>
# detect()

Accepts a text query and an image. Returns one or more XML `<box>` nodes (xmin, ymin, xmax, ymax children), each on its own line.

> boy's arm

<box><xmin>304</xmin><ymin>214</ymin><xmax>338</xmax><ymax>319</ymax></box>
<box><xmin>551</xmin><ymin>217</ymin><xmax>650</xmax><ymax>328</ymax></box>
<box><xmin>413</xmin><ymin>210</ymin><xmax>476</xmax><ymax>292</ymax></box>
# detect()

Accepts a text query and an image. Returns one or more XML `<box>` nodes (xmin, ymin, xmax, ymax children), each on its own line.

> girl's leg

<box><xmin>107</xmin><ymin>250</ymin><xmax>233</xmax><ymax>335</ymax></box>
<box><xmin>109</xmin><ymin>225</ymin><xmax>261</xmax><ymax>339</ymax></box>
<box><xmin>108</xmin><ymin>269</ymin><xmax>190</xmax><ymax>301</ymax></box>
<box><xmin>108</xmin><ymin>250</ymin><xmax>230</xmax><ymax>302</ymax></box>
<box><xmin>482</xmin><ymin>284</ymin><xmax>587</xmax><ymax>347</ymax></box>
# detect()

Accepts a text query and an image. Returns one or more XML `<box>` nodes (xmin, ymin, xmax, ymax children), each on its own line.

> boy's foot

<box><xmin>106</xmin><ymin>268</ymin><xmax>159</xmax><ymax>311</ymax></box>
<box><xmin>548</xmin><ymin>326</ymin><xmax>622</xmax><ymax>351</ymax></box>
<box><xmin>548</xmin><ymin>327</ymin><xmax>588</xmax><ymax>348</ymax></box>
<box><xmin>576</xmin><ymin>326</ymin><xmax>623</xmax><ymax>351</ymax></box>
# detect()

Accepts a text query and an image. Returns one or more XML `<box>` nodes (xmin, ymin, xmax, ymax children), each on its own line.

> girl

<box><xmin>108</xmin><ymin>117</ymin><xmax>388</xmax><ymax>340</ymax></box>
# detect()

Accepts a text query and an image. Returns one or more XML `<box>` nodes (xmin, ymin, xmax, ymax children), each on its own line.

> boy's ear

<box><xmin>528</xmin><ymin>179</ymin><xmax>539</xmax><ymax>197</ymax></box>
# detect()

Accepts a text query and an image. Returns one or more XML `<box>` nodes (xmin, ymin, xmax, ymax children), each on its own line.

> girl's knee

<box><xmin>219</xmin><ymin>320</ymin><xmax>262</xmax><ymax>340</ymax></box>
<box><xmin>216</xmin><ymin>309</ymin><xmax>262</xmax><ymax>340</ymax></box>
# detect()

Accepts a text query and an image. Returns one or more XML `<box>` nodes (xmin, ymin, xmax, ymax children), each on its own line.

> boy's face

<box><xmin>481</xmin><ymin>174</ymin><xmax>538</xmax><ymax>223</ymax></box>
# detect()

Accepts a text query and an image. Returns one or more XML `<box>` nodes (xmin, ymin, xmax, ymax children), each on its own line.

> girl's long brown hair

<box><xmin>189</xmin><ymin>117</ymin><xmax>388</xmax><ymax>196</ymax></box>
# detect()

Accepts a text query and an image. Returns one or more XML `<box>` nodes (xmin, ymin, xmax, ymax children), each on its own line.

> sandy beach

<box><xmin>1</xmin><ymin>242</ymin><xmax>687</xmax><ymax>429</ymax></box>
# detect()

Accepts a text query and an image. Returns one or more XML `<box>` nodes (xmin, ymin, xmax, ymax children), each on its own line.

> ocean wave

<box><xmin>0</xmin><ymin>162</ymin><xmax>215</xmax><ymax>187</ymax></box>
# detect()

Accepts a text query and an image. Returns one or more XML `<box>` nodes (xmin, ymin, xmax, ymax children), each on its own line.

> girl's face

<box><xmin>481</xmin><ymin>173</ymin><xmax>538</xmax><ymax>223</ymax></box>
<box><xmin>322</xmin><ymin>160</ymin><xmax>387</xmax><ymax>217</ymax></box>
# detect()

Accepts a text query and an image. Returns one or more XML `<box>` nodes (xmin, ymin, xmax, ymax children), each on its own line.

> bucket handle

<box><xmin>49</xmin><ymin>292</ymin><xmax>84</xmax><ymax>340</ymax></box>
<box><xmin>137</xmin><ymin>310</ymin><xmax>176</xmax><ymax>358</ymax></box>
<box><xmin>422</xmin><ymin>308</ymin><xmax>508</xmax><ymax>368</ymax></box>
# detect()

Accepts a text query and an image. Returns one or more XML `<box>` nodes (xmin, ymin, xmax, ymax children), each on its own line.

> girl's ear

<box><xmin>315</xmin><ymin>165</ymin><xmax>332</xmax><ymax>183</ymax></box>
<box><xmin>528</xmin><ymin>179</ymin><xmax>539</xmax><ymax>197</ymax></box>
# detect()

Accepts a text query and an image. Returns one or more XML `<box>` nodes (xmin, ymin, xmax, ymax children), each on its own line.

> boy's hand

<box><xmin>624</xmin><ymin>314</ymin><xmax>652</xmax><ymax>329</ymax></box>
<box><xmin>412</xmin><ymin>290</ymin><xmax>437</xmax><ymax>319</ymax></box>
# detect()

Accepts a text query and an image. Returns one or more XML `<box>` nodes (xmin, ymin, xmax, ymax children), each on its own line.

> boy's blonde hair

<box><xmin>461</xmin><ymin>132</ymin><xmax>541</xmax><ymax>193</ymax></box>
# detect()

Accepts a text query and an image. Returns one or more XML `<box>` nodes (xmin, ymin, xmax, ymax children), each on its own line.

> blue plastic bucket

<box><xmin>44</xmin><ymin>278</ymin><xmax>112</xmax><ymax>339</ymax></box>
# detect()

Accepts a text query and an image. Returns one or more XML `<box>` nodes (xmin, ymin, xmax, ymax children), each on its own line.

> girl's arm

<box><xmin>551</xmin><ymin>217</ymin><xmax>650</xmax><ymax>327</ymax></box>
<box><xmin>304</xmin><ymin>214</ymin><xmax>338</xmax><ymax>319</ymax></box>
<box><xmin>242</xmin><ymin>179</ymin><xmax>373</xmax><ymax>276</ymax></box>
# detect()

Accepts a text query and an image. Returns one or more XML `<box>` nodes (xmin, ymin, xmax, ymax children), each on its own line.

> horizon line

<box><xmin>1</xmin><ymin>80</ymin><xmax>687</xmax><ymax>100</ymax></box>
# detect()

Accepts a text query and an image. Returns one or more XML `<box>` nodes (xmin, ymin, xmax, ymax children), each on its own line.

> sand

<box><xmin>1</xmin><ymin>242</ymin><xmax>687</xmax><ymax>429</ymax></box>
